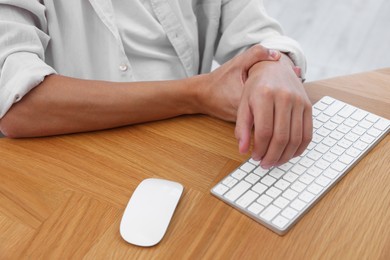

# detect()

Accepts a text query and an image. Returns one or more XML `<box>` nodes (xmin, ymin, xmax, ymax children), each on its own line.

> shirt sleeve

<box><xmin>215</xmin><ymin>0</ymin><xmax>307</xmax><ymax>79</ymax></box>
<box><xmin>0</xmin><ymin>1</ymin><xmax>56</xmax><ymax>118</ymax></box>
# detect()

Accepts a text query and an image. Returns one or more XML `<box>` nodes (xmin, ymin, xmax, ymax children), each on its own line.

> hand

<box><xmin>197</xmin><ymin>45</ymin><xmax>281</xmax><ymax>122</ymax></box>
<box><xmin>235</xmin><ymin>54</ymin><xmax>312</xmax><ymax>169</ymax></box>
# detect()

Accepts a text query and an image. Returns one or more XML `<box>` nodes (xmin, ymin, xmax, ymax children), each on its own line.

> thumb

<box><xmin>242</xmin><ymin>45</ymin><xmax>281</xmax><ymax>72</ymax></box>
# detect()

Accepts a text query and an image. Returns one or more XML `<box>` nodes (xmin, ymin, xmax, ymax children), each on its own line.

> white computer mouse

<box><xmin>120</xmin><ymin>178</ymin><xmax>184</xmax><ymax>247</ymax></box>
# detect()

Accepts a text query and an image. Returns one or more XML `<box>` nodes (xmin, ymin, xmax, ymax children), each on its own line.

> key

<box><xmin>245</xmin><ymin>173</ymin><xmax>261</xmax><ymax>184</ymax></box>
<box><xmin>373</xmin><ymin>119</ymin><xmax>390</xmax><ymax>131</ymax></box>
<box><xmin>254</xmin><ymin>166</ymin><xmax>269</xmax><ymax>177</ymax></box>
<box><xmin>323</xmin><ymin>168</ymin><xmax>339</xmax><ymax>179</ymax></box>
<box><xmin>299</xmin><ymin>191</ymin><xmax>315</xmax><ymax>203</ymax></box>
<box><xmin>257</xmin><ymin>194</ymin><xmax>273</xmax><ymax>207</ymax></box>
<box><xmin>236</xmin><ymin>190</ymin><xmax>259</xmax><ymax>208</ymax></box>
<box><xmin>307</xmin><ymin>183</ymin><xmax>323</xmax><ymax>195</ymax></box>
<box><xmin>232</xmin><ymin>169</ymin><xmax>247</xmax><ymax>180</ymax></box>
<box><xmin>291</xmin><ymin>199</ymin><xmax>306</xmax><ymax>211</ymax></box>
<box><xmin>266</xmin><ymin>187</ymin><xmax>282</xmax><ymax>198</ymax></box>
<box><xmin>367</xmin><ymin>128</ymin><xmax>381</xmax><ymax>137</ymax></box>
<box><xmin>283</xmin><ymin>172</ymin><xmax>298</xmax><ymax>183</ymax></box>
<box><xmin>299</xmin><ymin>174</ymin><xmax>314</xmax><ymax>185</ymax></box>
<box><xmin>222</xmin><ymin>176</ymin><xmax>238</xmax><ymax>188</ymax></box>
<box><xmin>282</xmin><ymin>189</ymin><xmax>299</xmax><ymax>200</ymax></box>
<box><xmin>213</xmin><ymin>184</ymin><xmax>229</xmax><ymax>195</ymax></box>
<box><xmin>351</xmin><ymin>109</ymin><xmax>368</xmax><ymax>121</ymax></box>
<box><xmin>282</xmin><ymin>207</ymin><xmax>298</xmax><ymax>220</ymax></box>
<box><xmin>248</xmin><ymin>202</ymin><xmax>264</xmax><ymax>215</ymax></box>
<box><xmin>274</xmin><ymin>197</ymin><xmax>290</xmax><ymax>209</ymax></box>
<box><xmin>316</xmin><ymin>176</ymin><xmax>331</xmax><ymax>187</ymax></box>
<box><xmin>331</xmin><ymin>161</ymin><xmax>347</xmax><ymax>172</ymax></box>
<box><xmin>272</xmin><ymin>216</ymin><xmax>289</xmax><ymax>229</ymax></box>
<box><xmin>338</xmin><ymin>105</ymin><xmax>356</xmax><ymax>118</ymax></box>
<box><xmin>240</xmin><ymin>162</ymin><xmax>256</xmax><ymax>173</ymax></box>
<box><xmin>252</xmin><ymin>182</ymin><xmax>268</xmax><ymax>194</ymax></box>
<box><xmin>291</xmin><ymin>181</ymin><xmax>306</xmax><ymax>192</ymax></box>
<box><xmin>224</xmin><ymin>181</ymin><xmax>251</xmax><ymax>202</ymax></box>
<box><xmin>269</xmin><ymin>168</ymin><xmax>285</xmax><ymax>179</ymax></box>
<box><xmin>339</xmin><ymin>154</ymin><xmax>354</xmax><ymax>165</ymax></box>
<box><xmin>274</xmin><ymin>179</ymin><xmax>290</xmax><ymax>191</ymax></box>
<box><xmin>324</xmin><ymin>100</ymin><xmax>344</xmax><ymax>116</ymax></box>
<box><xmin>261</xmin><ymin>175</ymin><xmax>277</xmax><ymax>186</ymax></box>
<box><xmin>260</xmin><ymin>205</ymin><xmax>281</xmax><ymax>221</ymax></box>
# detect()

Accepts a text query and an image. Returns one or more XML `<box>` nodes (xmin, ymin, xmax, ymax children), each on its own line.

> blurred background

<box><xmin>264</xmin><ymin>0</ymin><xmax>390</xmax><ymax>81</ymax></box>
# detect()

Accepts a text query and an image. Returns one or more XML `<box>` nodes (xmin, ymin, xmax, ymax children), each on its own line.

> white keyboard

<box><xmin>211</xmin><ymin>96</ymin><xmax>390</xmax><ymax>235</ymax></box>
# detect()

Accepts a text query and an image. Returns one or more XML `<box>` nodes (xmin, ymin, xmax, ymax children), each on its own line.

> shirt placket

<box><xmin>88</xmin><ymin>0</ymin><xmax>135</xmax><ymax>80</ymax></box>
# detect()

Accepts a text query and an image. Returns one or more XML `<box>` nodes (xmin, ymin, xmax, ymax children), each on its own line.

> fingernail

<box><xmin>269</xmin><ymin>49</ymin><xmax>280</xmax><ymax>59</ymax></box>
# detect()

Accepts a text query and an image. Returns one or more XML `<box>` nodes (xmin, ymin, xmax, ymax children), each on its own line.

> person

<box><xmin>0</xmin><ymin>0</ymin><xmax>312</xmax><ymax>169</ymax></box>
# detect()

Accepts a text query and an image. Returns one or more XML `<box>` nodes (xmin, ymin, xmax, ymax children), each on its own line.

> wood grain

<box><xmin>0</xmin><ymin>69</ymin><xmax>389</xmax><ymax>259</ymax></box>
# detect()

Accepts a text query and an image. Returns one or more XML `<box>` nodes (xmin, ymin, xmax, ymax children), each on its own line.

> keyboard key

<box><xmin>274</xmin><ymin>197</ymin><xmax>290</xmax><ymax>209</ymax></box>
<box><xmin>299</xmin><ymin>191</ymin><xmax>315</xmax><ymax>203</ymax></box>
<box><xmin>322</xmin><ymin>136</ymin><xmax>337</xmax><ymax>147</ymax></box>
<box><xmin>260</xmin><ymin>205</ymin><xmax>281</xmax><ymax>221</ymax></box>
<box><xmin>222</xmin><ymin>176</ymin><xmax>238</xmax><ymax>188</ymax></box>
<box><xmin>299</xmin><ymin>174</ymin><xmax>315</xmax><ymax>185</ymax></box>
<box><xmin>213</xmin><ymin>184</ymin><xmax>229</xmax><ymax>195</ymax></box>
<box><xmin>338</xmin><ymin>105</ymin><xmax>356</xmax><ymax>118</ymax></box>
<box><xmin>352</xmin><ymin>126</ymin><xmax>366</xmax><ymax>135</ymax></box>
<box><xmin>245</xmin><ymin>173</ymin><xmax>261</xmax><ymax>184</ymax></box>
<box><xmin>307</xmin><ymin>183</ymin><xmax>323</xmax><ymax>195</ymax></box>
<box><xmin>366</xmin><ymin>128</ymin><xmax>381</xmax><ymax>137</ymax></box>
<box><xmin>282</xmin><ymin>189</ymin><xmax>298</xmax><ymax>200</ymax></box>
<box><xmin>307</xmin><ymin>150</ymin><xmax>322</xmax><ymax>161</ymax></box>
<box><xmin>351</xmin><ymin>109</ymin><xmax>368</xmax><ymax>121</ymax></box>
<box><xmin>257</xmin><ymin>194</ymin><xmax>273</xmax><ymax>207</ymax></box>
<box><xmin>365</xmin><ymin>114</ymin><xmax>379</xmax><ymax>123</ymax></box>
<box><xmin>269</xmin><ymin>168</ymin><xmax>285</xmax><ymax>179</ymax></box>
<box><xmin>322</xmin><ymin>152</ymin><xmax>338</xmax><ymax>163</ymax></box>
<box><xmin>373</xmin><ymin>119</ymin><xmax>390</xmax><ymax>131</ymax></box>
<box><xmin>307</xmin><ymin>166</ymin><xmax>323</xmax><ymax>177</ymax></box>
<box><xmin>338</xmin><ymin>139</ymin><xmax>352</xmax><ymax>149</ymax></box>
<box><xmin>321</xmin><ymin>96</ymin><xmax>335</xmax><ymax>105</ymax></box>
<box><xmin>252</xmin><ymin>182</ymin><xmax>268</xmax><ymax>194</ymax></box>
<box><xmin>358</xmin><ymin>120</ymin><xmax>373</xmax><ymax>129</ymax></box>
<box><xmin>254</xmin><ymin>166</ymin><xmax>269</xmax><ymax>177</ymax></box>
<box><xmin>323</xmin><ymin>168</ymin><xmax>340</xmax><ymax>179</ymax></box>
<box><xmin>330</xmin><ymin>145</ymin><xmax>345</xmax><ymax>156</ymax></box>
<box><xmin>261</xmin><ymin>175</ymin><xmax>277</xmax><ymax>186</ymax></box>
<box><xmin>331</xmin><ymin>161</ymin><xmax>347</xmax><ymax>172</ymax></box>
<box><xmin>272</xmin><ymin>215</ymin><xmax>289</xmax><ymax>229</ymax></box>
<box><xmin>249</xmin><ymin>158</ymin><xmax>261</xmax><ymax>166</ymax></box>
<box><xmin>248</xmin><ymin>202</ymin><xmax>264</xmax><ymax>215</ymax></box>
<box><xmin>266</xmin><ymin>187</ymin><xmax>282</xmax><ymax>198</ymax></box>
<box><xmin>330</xmin><ymin>130</ymin><xmax>344</xmax><ymax>140</ymax></box>
<box><xmin>274</xmin><ymin>179</ymin><xmax>290</xmax><ymax>191</ymax></box>
<box><xmin>291</xmin><ymin>181</ymin><xmax>306</xmax><ymax>192</ymax></box>
<box><xmin>353</xmin><ymin>140</ymin><xmax>368</xmax><ymax>151</ymax></box>
<box><xmin>236</xmin><ymin>190</ymin><xmax>259</xmax><ymax>208</ymax></box>
<box><xmin>360</xmin><ymin>134</ymin><xmax>375</xmax><ymax>144</ymax></box>
<box><xmin>346</xmin><ymin>147</ymin><xmax>361</xmax><ymax>157</ymax></box>
<box><xmin>291</xmin><ymin>164</ymin><xmax>307</xmax><ymax>175</ymax></box>
<box><xmin>344</xmin><ymin>132</ymin><xmax>359</xmax><ymax>142</ymax></box>
<box><xmin>291</xmin><ymin>199</ymin><xmax>306</xmax><ymax>211</ymax></box>
<box><xmin>224</xmin><ymin>181</ymin><xmax>251</xmax><ymax>202</ymax></box>
<box><xmin>315</xmin><ymin>176</ymin><xmax>331</xmax><ymax>187</ymax></box>
<box><xmin>344</xmin><ymin>118</ymin><xmax>358</xmax><ymax>128</ymax></box>
<box><xmin>323</xmin><ymin>100</ymin><xmax>344</xmax><ymax>116</ymax></box>
<box><xmin>283</xmin><ymin>172</ymin><xmax>299</xmax><ymax>183</ymax></box>
<box><xmin>315</xmin><ymin>159</ymin><xmax>330</xmax><ymax>170</ymax></box>
<box><xmin>278</xmin><ymin>162</ymin><xmax>293</xmax><ymax>171</ymax></box>
<box><xmin>339</xmin><ymin>154</ymin><xmax>354</xmax><ymax>165</ymax></box>
<box><xmin>282</xmin><ymin>207</ymin><xmax>298</xmax><ymax>220</ymax></box>
<box><xmin>241</xmin><ymin>162</ymin><xmax>256</xmax><ymax>173</ymax></box>
<box><xmin>331</xmin><ymin>115</ymin><xmax>344</xmax><ymax>124</ymax></box>
<box><xmin>232</xmin><ymin>169</ymin><xmax>247</xmax><ymax>180</ymax></box>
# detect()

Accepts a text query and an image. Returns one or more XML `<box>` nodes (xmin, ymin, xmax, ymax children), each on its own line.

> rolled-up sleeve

<box><xmin>0</xmin><ymin>1</ymin><xmax>56</xmax><ymax>118</ymax></box>
<box><xmin>215</xmin><ymin>0</ymin><xmax>306</xmax><ymax>78</ymax></box>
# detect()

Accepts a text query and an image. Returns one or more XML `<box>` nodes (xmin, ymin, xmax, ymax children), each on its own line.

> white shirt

<box><xmin>111</xmin><ymin>0</ymin><xmax>187</xmax><ymax>80</ymax></box>
<box><xmin>0</xmin><ymin>0</ymin><xmax>306</xmax><ymax>118</ymax></box>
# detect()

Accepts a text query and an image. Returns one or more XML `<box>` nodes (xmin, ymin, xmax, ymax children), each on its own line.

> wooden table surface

<box><xmin>1</xmin><ymin>69</ymin><xmax>389</xmax><ymax>259</ymax></box>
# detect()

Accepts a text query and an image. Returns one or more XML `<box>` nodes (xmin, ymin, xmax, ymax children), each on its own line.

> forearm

<box><xmin>0</xmin><ymin>74</ymin><xmax>203</xmax><ymax>138</ymax></box>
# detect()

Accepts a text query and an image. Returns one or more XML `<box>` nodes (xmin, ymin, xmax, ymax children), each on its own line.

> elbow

<box><xmin>0</xmin><ymin>112</ymin><xmax>24</xmax><ymax>138</ymax></box>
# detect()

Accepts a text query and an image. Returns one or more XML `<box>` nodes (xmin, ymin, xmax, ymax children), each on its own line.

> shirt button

<box><xmin>119</xmin><ymin>64</ymin><xmax>128</xmax><ymax>72</ymax></box>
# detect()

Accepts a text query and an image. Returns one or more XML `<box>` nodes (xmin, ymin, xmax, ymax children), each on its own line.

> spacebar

<box><xmin>224</xmin><ymin>181</ymin><xmax>251</xmax><ymax>202</ymax></box>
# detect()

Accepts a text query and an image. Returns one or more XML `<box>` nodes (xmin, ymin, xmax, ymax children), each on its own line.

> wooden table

<box><xmin>1</xmin><ymin>69</ymin><xmax>389</xmax><ymax>259</ymax></box>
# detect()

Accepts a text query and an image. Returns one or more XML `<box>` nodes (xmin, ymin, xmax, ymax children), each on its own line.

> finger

<box><xmin>276</xmin><ymin>101</ymin><xmax>304</xmax><ymax>165</ymax></box>
<box><xmin>294</xmin><ymin>101</ymin><xmax>313</xmax><ymax>156</ymax></box>
<box><xmin>242</xmin><ymin>45</ymin><xmax>281</xmax><ymax>72</ymax></box>
<box><xmin>252</xmin><ymin>91</ymin><xmax>274</xmax><ymax>161</ymax></box>
<box><xmin>235</xmin><ymin>99</ymin><xmax>254</xmax><ymax>154</ymax></box>
<box><xmin>260</xmin><ymin>95</ymin><xmax>293</xmax><ymax>169</ymax></box>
